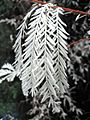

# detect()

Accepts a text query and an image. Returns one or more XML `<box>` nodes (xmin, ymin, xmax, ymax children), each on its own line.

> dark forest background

<box><xmin>0</xmin><ymin>0</ymin><xmax>90</xmax><ymax>120</ymax></box>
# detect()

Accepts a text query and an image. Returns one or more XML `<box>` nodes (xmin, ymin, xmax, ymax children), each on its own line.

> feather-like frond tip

<box><xmin>0</xmin><ymin>3</ymin><xmax>69</xmax><ymax>112</ymax></box>
<box><xmin>14</xmin><ymin>3</ymin><xmax>69</xmax><ymax>105</ymax></box>
<box><xmin>0</xmin><ymin>63</ymin><xmax>16</xmax><ymax>83</ymax></box>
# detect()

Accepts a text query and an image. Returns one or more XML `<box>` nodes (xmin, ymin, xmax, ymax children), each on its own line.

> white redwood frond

<box><xmin>13</xmin><ymin>6</ymin><xmax>39</xmax><ymax>77</ymax></box>
<box><xmin>0</xmin><ymin>63</ymin><xmax>16</xmax><ymax>83</ymax></box>
<box><xmin>0</xmin><ymin>3</ymin><xmax>69</xmax><ymax>112</ymax></box>
<box><xmin>18</xmin><ymin>3</ymin><xmax>69</xmax><ymax>106</ymax></box>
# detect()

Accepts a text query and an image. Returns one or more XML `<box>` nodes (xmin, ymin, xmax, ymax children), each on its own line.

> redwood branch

<box><xmin>31</xmin><ymin>0</ymin><xmax>90</xmax><ymax>16</ymax></box>
<box><xmin>67</xmin><ymin>38</ymin><xmax>90</xmax><ymax>48</ymax></box>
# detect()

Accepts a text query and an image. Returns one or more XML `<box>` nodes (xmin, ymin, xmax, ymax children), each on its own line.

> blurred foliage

<box><xmin>0</xmin><ymin>23</ymin><xmax>14</xmax><ymax>67</ymax></box>
<box><xmin>0</xmin><ymin>79</ymin><xmax>22</xmax><ymax>119</ymax></box>
<box><xmin>0</xmin><ymin>0</ymin><xmax>90</xmax><ymax>120</ymax></box>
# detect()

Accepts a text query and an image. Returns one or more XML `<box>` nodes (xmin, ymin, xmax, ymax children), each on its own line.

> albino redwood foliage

<box><xmin>0</xmin><ymin>3</ymin><xmax>69</xmax><ymax>112</ymax></box>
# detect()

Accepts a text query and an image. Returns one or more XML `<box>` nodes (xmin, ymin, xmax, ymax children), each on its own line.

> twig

<box><xmin>67</xmin><ymin>38</ymin><xmax>90</xmax><ymax>48</ymax></box>
<box><xmin>31</xmin><ymin>0</ymin><xmax>90</xmax><ymax>16</ymax></box>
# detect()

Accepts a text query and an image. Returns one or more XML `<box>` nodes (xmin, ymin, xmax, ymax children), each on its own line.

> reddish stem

<box><xmin>31</xmin><ymin>0</ymin><xmax>90</xmax><ymax>16</ymax></box>
<box><xmin>67</xmin><ymin>38</ymin><xmax>90</xmax><ymax>48</ymax></box>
